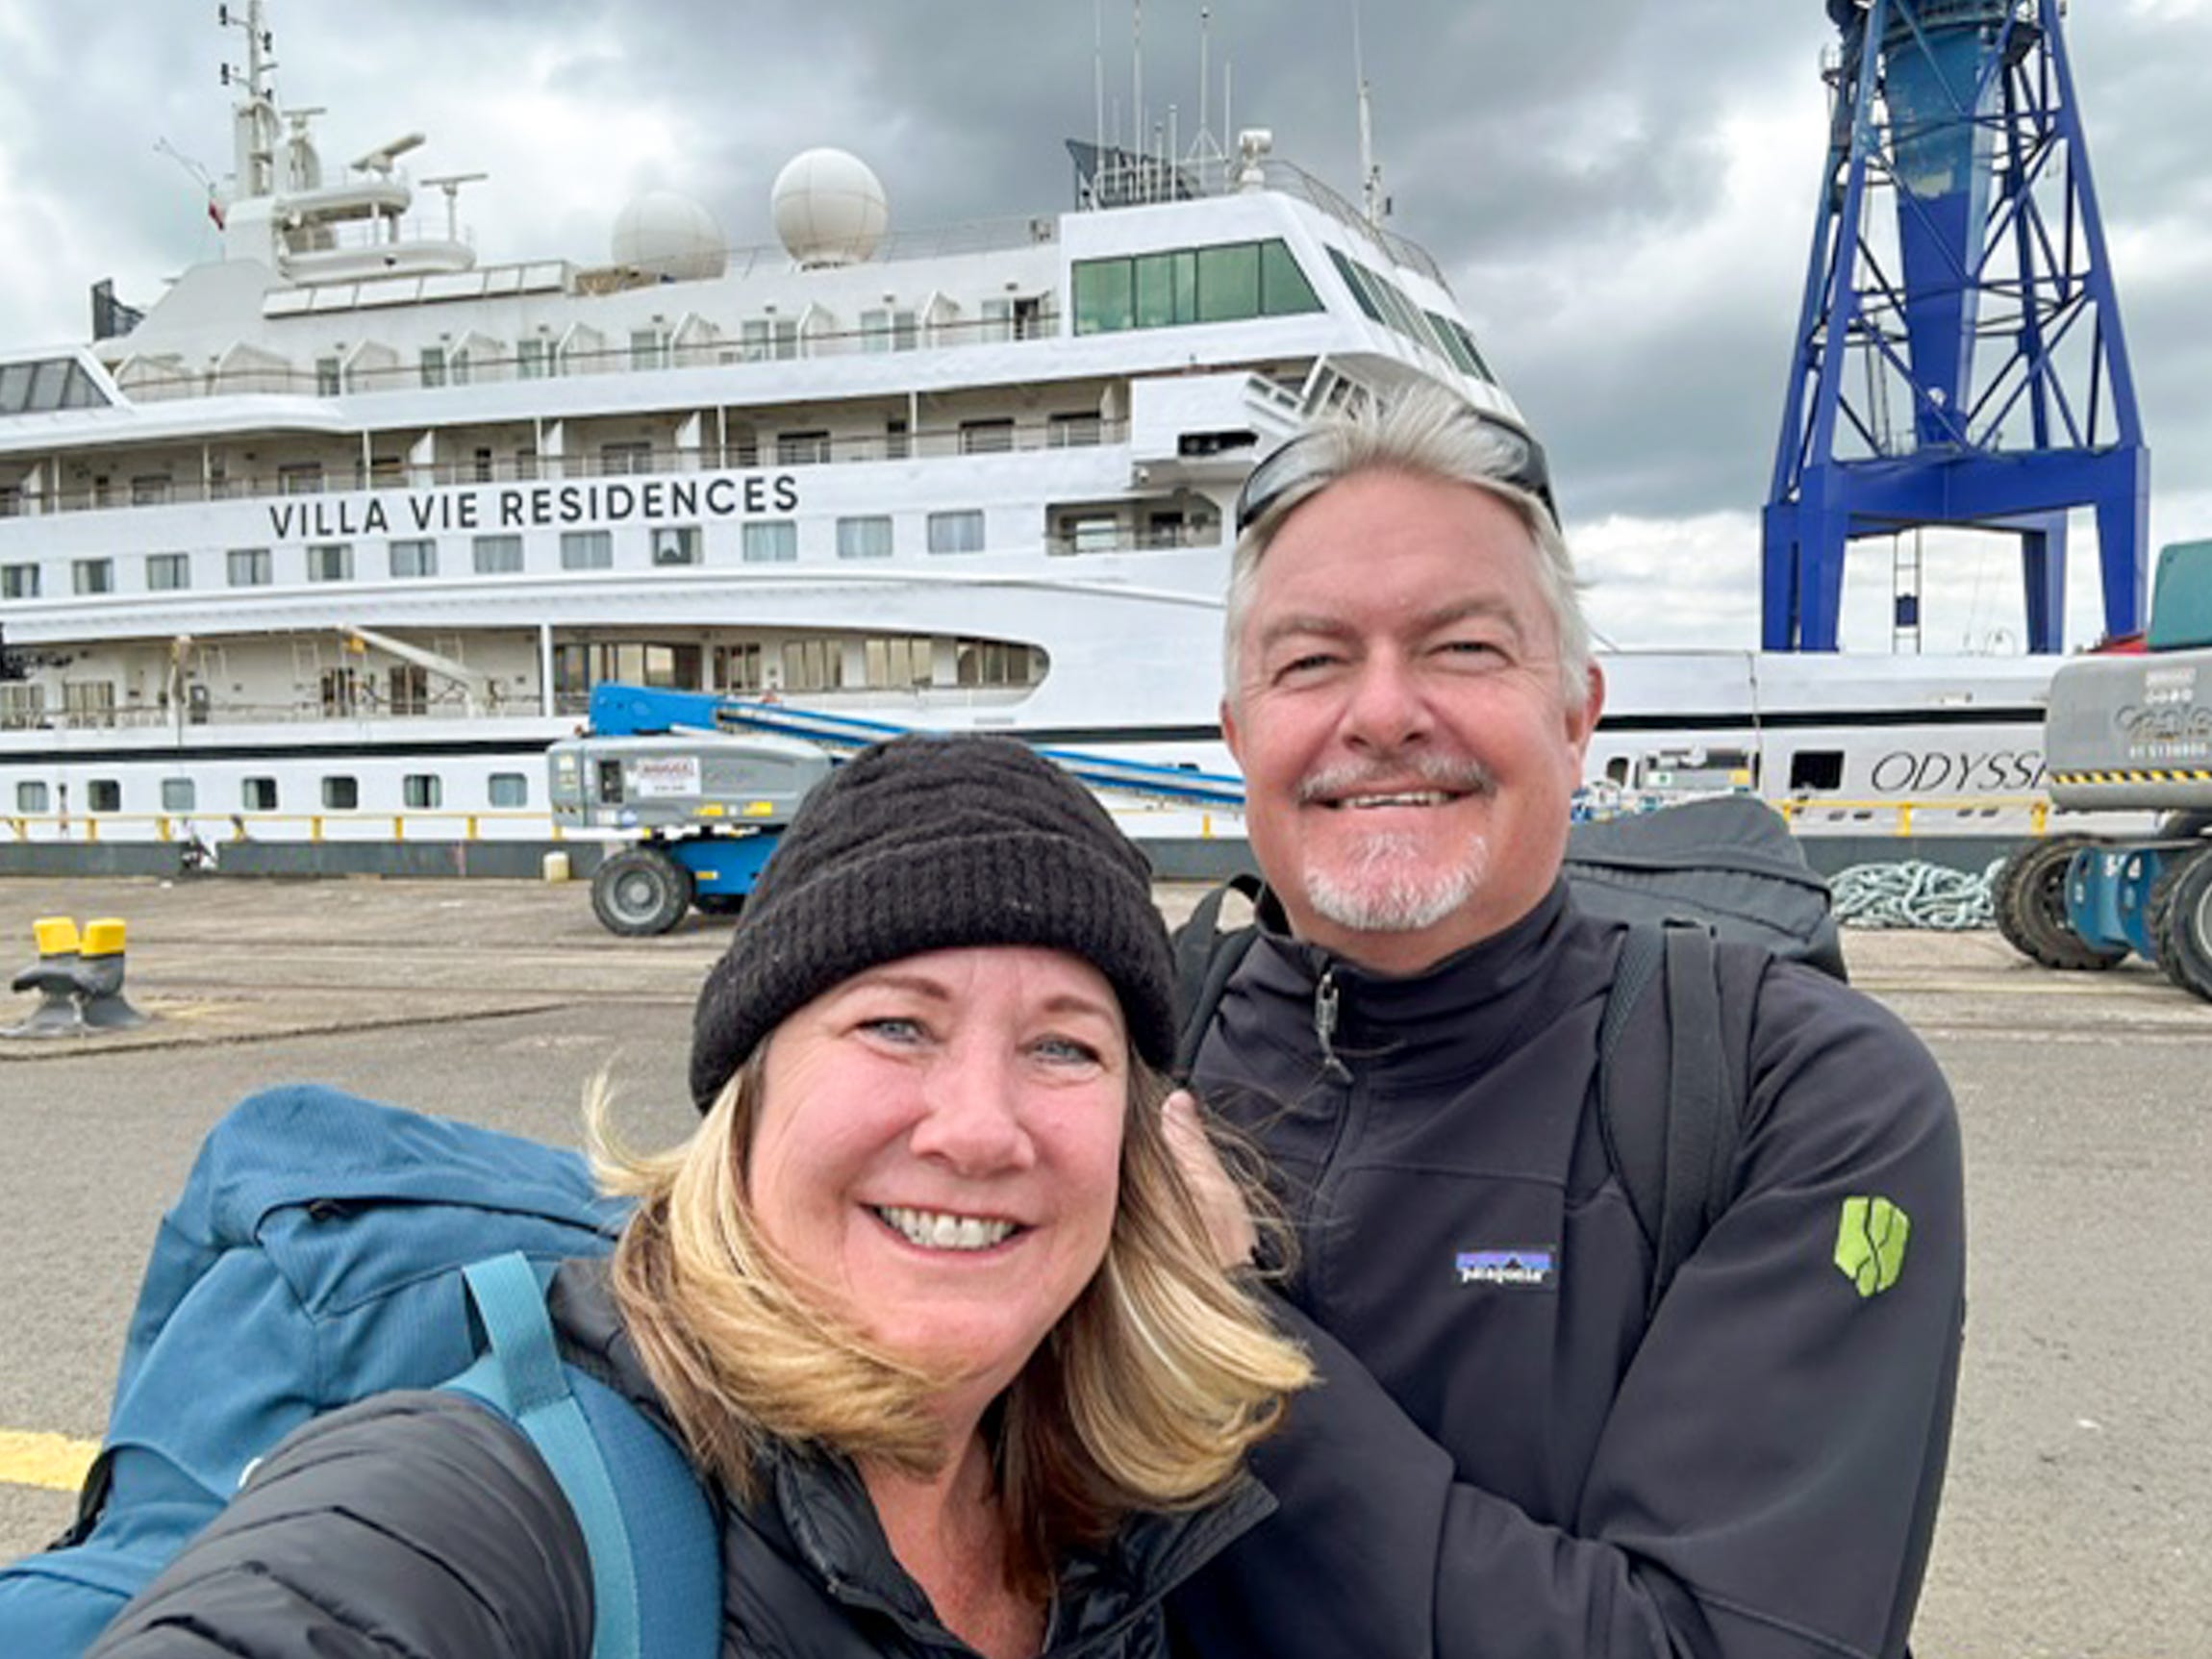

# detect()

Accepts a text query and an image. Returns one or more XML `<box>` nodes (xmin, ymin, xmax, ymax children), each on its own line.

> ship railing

<box><xmin>98</xmin><ymin>294</ymin><xmax>1067</xmax><ymax>409</ymax></box>
<box><xmin>1083</xmin><ymin>153</ymin><xmax>1447</xmax><ymax>289</ymax></box>
<box><xmin>4</xmin><ymin>412</ymin><xmax>1133</xmax><ymax>515</ymax></box>
<box><xmin>1773</xmin><ymin>794</ymin><xmax>2053</xmax><ymax>836</ymax></box>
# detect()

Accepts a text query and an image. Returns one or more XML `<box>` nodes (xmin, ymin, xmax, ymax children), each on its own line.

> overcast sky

<box><xmin>2</xmin><ymin>0</ymin><xmax>2207</xmax><ymax>653</ymax></box>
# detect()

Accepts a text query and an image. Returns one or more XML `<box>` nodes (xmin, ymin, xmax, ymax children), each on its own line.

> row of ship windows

<box><xmin>1323</xmin><ymin>247</ymin><xmax>1495</xmax><ymax>383</ymax></box>
<box><xmin>1072</xmin><ymin>239</ymin><xmax>1321</xmax><ymax>336</ymax></box>
<box><xmin>13</xmin><ymin>772</ymin><xmax>534</xmax><ymax>817</ymax></box>
<box><xmin>0</xmin><ymin>514</ymin><xmax>1000</xmax><ymax>595</ymax></box>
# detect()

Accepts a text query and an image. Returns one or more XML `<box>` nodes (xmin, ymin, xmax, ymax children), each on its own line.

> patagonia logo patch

<box><xmin>1455</xmin><ymin>1247</ymin><xmax>1557</xmax><ymax>1290</ymax></box>
<box><xmin>1833</xmin><ymin>1195</ymin><xmax>1911</xmax><ymax>1297</ymax></box>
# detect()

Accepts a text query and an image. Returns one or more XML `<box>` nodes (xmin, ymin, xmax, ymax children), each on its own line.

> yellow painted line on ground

<box><xmin>0</xmin><ymin>1429</ymin><xmax>98</xmax><ymax>1493</ymax></box>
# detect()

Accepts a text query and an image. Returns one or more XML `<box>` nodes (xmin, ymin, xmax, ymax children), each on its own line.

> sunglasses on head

<box><xmin>1233</xmin><ymin>408</ymin><xmax>1559</xmax><ymax>534</ymax></box>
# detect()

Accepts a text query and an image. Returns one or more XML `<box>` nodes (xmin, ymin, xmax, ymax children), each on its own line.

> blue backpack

<box><xmin>0</xmin><ymin>1085</ymin><xmax>720</xmax><ymax>1659</ymax></box>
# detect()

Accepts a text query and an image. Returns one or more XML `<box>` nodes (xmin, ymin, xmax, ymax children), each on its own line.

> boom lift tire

<box><xmin>2150</xmin><ymin>852</ymin><xmax>2212</xmax><ymax>1001</ymax></box>
<box><xmin>1994</xmin><ymin>835</ymin><xmax>2128</xmax><ymax>971</ymax></box>
<box><xmin>2158</xmin><ymin>810</ymin><xmax>2212</xmax><ymax>841</ymax></box>
<box><xmin>2145</xmin><ymin>852</ymin><xmax>2206</xmax><ymax>991</ymax></box>
<box><xmin>591</xmin><ymin>846</ymin><xmax>695</xmax><ymax>937</ymax></box>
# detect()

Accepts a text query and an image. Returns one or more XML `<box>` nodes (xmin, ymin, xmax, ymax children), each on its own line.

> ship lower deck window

<box><xmin>321</xmin><ymin>669</ymin><xmax>360</xmax><ymax>716</ymax></box>
<box><xmin>389</xmin><ymin>540</ymin><xmax>438</xmax><ymax>579</ymax></box>
<box><xmin>927</xmin><ymin>511</ymin><xmax>986</xmax><ymax>555</ymax></box>
<box><xmin>63</xmin><ymin>681</ymin><xmax>115</xmax><ymax>725</ymax></box>
<box><xmin>716</xmin><ymin>642</ymin><xmax>767</xmax><ymax>691</ymax></box>
<box><xmin>308</xmin><ymin>543</ymin><xmax>354</xmax><ymax>583</ymax></box>
<box><xmin>782</xmin><ymin>639</ymin><xmax>844</xmax><ymax>693</ymax></box>
<box><xmin>15</xmin><ymin>780</ymin><xmax>48</xmax><ymax>812</ymax></box>
<box><xmin>955</xmin><ymin>640</ymin><xmax>1046</xmax><ymax>688</ymax></box>
<box><xmin>864</xmin><ymin>637</ymin><xmax>935</xmax><ymax>689</ymax></box>
<box><xmin>473</xmin><ymin>535</ymin><xmax>523</xmax><ymax>574</ymax></box>
<box><xmin>836</xmin><ymin>516</ymin><xmax>893</xmax><ymax>560</ymax></box>
<box><xmin>489</xmin><ymin>773</ymin><xmax>529</xmax><ymax>809</ymax></box>
<box><xmin>651</xmin><ymin>526</ymin><xmax>701</xmax><ymax>566</ymax></box>
<box><xmin>1789</xmin><ymin>750</ymin><xmax>1845</xmax><ymax>792</ymax></box>
<box><xmin>228</xmin><ymin>548</ymin><xmax>272</xmax><ymax>587</ymax></box>
<box><xmin>561</xmin><ymin>532</ymin><xmax>614</xmax><ymax>570</ymax></box>
<box><xmin>88</xmin><ymin>779</ymin><xmax>120</xmax><ymax>814</ymax></box>
<box><xmin>242</xmin><ymin>777</ymin><xmax>279</xmax><ymax>812</ymax></box>
<box><xmin>0</xmin><ymin>685</ymin><xmax>45</xmax><ymax>728</ymax></box>
<box><xmin>146</xmin><ymin>553</ymin><xmax>190</xmax><ymax>591</ymax></box>
<box><xmin>404</xmin><ymin>774</ymin><xmax>443</xmax><ymax>810</ymax></box>
<box><xmin>1</xmin><ymin>563</ymin><xmax>38</xmax><ymax>599</ymax></box>
<box><xmin>742</xmin><ymin>520</ymin><xmax>797</xmax><ymax>563</ymax></box>
<box><xmin>162</xmin><ymin>778</ymin><xmax>196</xmax><ymax>813</ymax></box>
<box><xmin>322</xmin><ymin>776</ymin><xmax>359</xmax><ymax>811</ymax></box>
<box><xmin>72</xmin><ymin>559</ymin><xmax>114</xmax><ymax>595</ymax></box>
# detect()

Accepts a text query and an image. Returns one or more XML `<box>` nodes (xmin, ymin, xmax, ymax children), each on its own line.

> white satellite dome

<box><xmin>611</xmin><ymin>190</ymin><xmax>729</xmax><ymax>281</ymax></box>
<box><xmin>770</xmin><ymin>148</ymin><xmax>889</xmax><ymax>267</ymax></box>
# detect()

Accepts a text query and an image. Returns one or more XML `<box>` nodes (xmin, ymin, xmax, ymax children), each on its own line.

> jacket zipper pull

<box><xmin>1314</xmin><ymin>968</ymin><xmax>1351</xmax><ymax>1082</ymax></box>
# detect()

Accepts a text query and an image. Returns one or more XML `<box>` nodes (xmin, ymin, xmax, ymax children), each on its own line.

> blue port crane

<box><xmin>1763</xmin><ymin>0</ymin><xmax>2147</xmax><ymax>653</ymax></box>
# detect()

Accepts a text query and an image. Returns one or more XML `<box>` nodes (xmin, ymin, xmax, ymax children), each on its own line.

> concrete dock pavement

<box><xmin>2</xmin><ymin>873</ymin><xmax>2208</xmax><ymax>1657</ymax></box>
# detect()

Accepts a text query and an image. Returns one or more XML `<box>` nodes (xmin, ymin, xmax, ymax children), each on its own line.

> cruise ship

<box><xmin>0</xmin><ymin>2</ymin><xmax>2066</xmax><ymax>872</ymax></box>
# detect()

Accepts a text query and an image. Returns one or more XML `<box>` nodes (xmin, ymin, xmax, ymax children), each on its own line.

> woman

<box><xmin>89</xmin><ymin>735</ymin><xmax>1309</xmax><ymax>1659</ymax></box>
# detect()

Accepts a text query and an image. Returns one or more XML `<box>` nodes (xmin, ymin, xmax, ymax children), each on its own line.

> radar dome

<box><xmin>771</xmin><ymin>149</ymin><xmax>888</xmax><ymax>267</ymax></box>
<box><xmin>611</xmin><ymin>191</ymin><xmax>729</xmax><ymax>281</ymax></box>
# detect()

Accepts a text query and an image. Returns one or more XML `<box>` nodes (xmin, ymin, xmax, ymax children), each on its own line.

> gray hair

<box><xmin>1221</xmin><ymin>389</ymin><xmax>1593</xmax><ymax>711</ymax></box>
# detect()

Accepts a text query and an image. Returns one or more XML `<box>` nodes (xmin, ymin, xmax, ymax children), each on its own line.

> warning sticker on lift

<box><xmin>629</xmin><ymin>756</ymin><xmax>701</xmax><ymax>798</ymax></box>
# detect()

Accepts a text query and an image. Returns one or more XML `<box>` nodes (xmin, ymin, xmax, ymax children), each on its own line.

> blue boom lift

<box><xmin>548</xmin><ymin>684</ymin><xmax>1246</xmax><ymax>935</ymax></box>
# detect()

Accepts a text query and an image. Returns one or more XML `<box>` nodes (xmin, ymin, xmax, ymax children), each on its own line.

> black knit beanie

<box><xmin>689</xmin><ymin>734</ymin><xmax>1174</xmax><ymax>1109</ymax></box>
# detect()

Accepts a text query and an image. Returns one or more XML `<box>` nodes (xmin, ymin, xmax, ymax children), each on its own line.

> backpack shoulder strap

<box><xmin>1596</xmin><ymin>920</ymin><xmax>1747</xmax><ymax>1320</ymax></box>
<box><xmin>1171</xmin><ymin>872</ymin><xmax>1267</xmax><ymax>1075</ymax></box>
<box><xmin>451</xmin><ymin>1254</ymin><xmax>719</xmax><ymax>1659</ymax></box>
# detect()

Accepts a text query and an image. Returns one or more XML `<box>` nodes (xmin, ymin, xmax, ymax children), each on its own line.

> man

<box><xmin>1169</xmin><ymin>390</ymin><xmax>1963</xmax><ymax>1658</ymax></box>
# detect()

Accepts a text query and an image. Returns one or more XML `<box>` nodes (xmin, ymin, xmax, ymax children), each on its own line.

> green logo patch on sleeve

<box><xmin>1834</xmin><ymin>1195</ymin><xmax>1911</xmax><ymax>1297</ymax></box>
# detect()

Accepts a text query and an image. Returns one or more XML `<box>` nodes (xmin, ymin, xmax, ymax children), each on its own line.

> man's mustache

<box><xmin>1295</xmin><ymin>754</ymin><xmax>1498</xmax><ymax>806</ymax></box>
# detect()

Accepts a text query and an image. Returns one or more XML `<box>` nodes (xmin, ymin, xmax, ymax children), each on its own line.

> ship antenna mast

<box><xmin>217</xmin><ymin>0</ymin><xmax>279</xmax><ymax>202</ymax></box>
<box><xmin>1354</xmin><ymin>0</ymin><xmax>1385</xmax><ymax>228</ymax></box>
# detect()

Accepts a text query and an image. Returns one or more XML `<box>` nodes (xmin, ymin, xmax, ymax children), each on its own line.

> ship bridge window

<box><xmin>0</xmin><ymin>356</ymin><xmax>109</xmax><ymax>415</ymax></box>
<box><xmin>228</xmin><ymin>547</ymin><xmax>273</xmax><ymax>587</ymax></box>
<box><xmin>390</xmin><ymin>540</ymin><xmax>438</xmax><ymax>579</ymax></box>
<box><xmin>742</xmin><ymin>520</ymin><xmax>797</xmax><ymax>563</ymax></box>
<box><xmin>1788</xmin><ymin>750</ymin><xmax>1845</xmax><ymax>792</ymax></box>
<box><xmin>2</xmin><ymin>563</ymin><xmax>38</xmax><ymax>599</ymax></box>
<box><xmin>72</xmin><ymin>558</ymin><xmax>114</xmax><ymax>595</ymax></box>
<box><xmin>928</xmin><ymin>511</ymin><xmax>986</xmax><ymax>554</ymax></box>
<box><xmin>1425</xmin><ymin>309</ymin><xmax>1495</xmax><ymax>383</ymax></box>
<box><xmin>162</xmin><ymin>778</ymin><xmax>196</xmax><ymax>813</ymax></box>
<box><xmin>146</xmin><ymin>553</ymin><xmax>190</xmax><ymax>591</ymax></box>
<box><xmin>836</xmin><ymin>516</ymin><xmax>893</xmax><ymax>560</ymax></box>
<box><xmin>1075</xmin><ymin>239</ymin><xmax>1322</xmax><ymax>336</ymax></box>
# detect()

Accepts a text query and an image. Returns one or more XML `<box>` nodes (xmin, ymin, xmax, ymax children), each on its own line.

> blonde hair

<box><xmin>590</xmin><ymin>1048</ymin><xmax>1310</xmax><ymax>1595</ymax></box>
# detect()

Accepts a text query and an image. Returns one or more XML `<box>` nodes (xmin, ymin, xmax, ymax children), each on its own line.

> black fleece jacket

<box><xmin>88</xmin><ymin>1264</ymin><xmax>1273</xmax><ymax>1659</ymax></box>
<box><xmin>1170</xmin><ymin>883</ymin><xmax>1964</xmax><ymax>1659</ymax></box>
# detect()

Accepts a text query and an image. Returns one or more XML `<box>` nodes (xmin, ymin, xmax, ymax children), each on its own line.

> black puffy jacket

<box><xmin>88</xmin><ymin>1264</ymin><xmax>1272</xmax><ymax>1659</ymax></box>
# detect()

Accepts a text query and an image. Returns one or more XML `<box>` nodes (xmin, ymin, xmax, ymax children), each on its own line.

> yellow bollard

<box><xmin>542</xmin><ymin>851</ymin><xmax>572</xmax><ymax>884</ymax></box>
<box><xmin>34</xmin><ymin>916</ymin><xmax>82</xmax><ymax>956</ymax></box>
